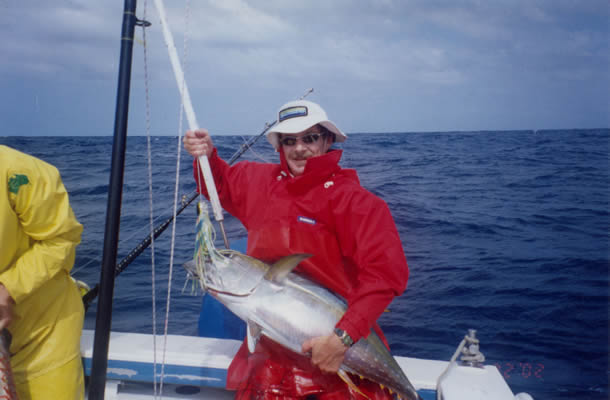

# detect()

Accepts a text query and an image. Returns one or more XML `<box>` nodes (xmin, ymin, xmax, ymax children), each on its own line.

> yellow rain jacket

<box><xmin>0</xmin><ymin>145</ymin><xmax>84</xmax><ymax>387</ymax></box>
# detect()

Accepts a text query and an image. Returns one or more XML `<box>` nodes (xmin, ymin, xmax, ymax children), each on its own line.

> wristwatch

<box><xmin>333</xmin><ymin>328</ymin><xmax>354</xmax><ymax>347</ymax></box>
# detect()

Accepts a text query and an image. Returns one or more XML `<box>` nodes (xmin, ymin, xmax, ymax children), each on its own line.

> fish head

<box><xmin>210</xmin><ymin>252</ymin><xmax>270</xmax><ymax>296</ymax></box>
<box><xmin>184</xmin><ymin>251</ymin><xmax>269</xmax><ymax>297</ymax></box>
<box><xmin>188</xmin><ymin>201</ymin><xmax>309</xmax><ymax>298</ymax></box>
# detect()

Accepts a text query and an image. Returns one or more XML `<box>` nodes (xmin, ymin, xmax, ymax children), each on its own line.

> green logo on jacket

<box><xmin>8</xmin><ymin>174</ymin><xmax>29</xmax><ymax>194</ymax></box>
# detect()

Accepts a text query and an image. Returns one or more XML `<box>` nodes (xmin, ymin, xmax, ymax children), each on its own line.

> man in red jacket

<box><xmin>184</xmin><ymin>100</ymin><xmax>409</xmax><ymax>399</ymax></box>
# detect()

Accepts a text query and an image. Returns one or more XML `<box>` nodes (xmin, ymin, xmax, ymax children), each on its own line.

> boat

<box><xmin>81</xmin><ymin>1</ymin><xmax>535</xmax><ymax>399</ymax></box>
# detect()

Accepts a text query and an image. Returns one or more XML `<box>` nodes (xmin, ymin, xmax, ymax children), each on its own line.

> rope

<box><xmin>141</xmin><ymin>0</ymin><xmax>159</xmax><ymax>397</ymax></box>
<box><xmin>159</xmin><ymin>0</ymin><xmax>193</xmax><ymax>394</ymax></box>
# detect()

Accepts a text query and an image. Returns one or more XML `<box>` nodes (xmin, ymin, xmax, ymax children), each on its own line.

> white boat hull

<box><xmin>80</xmin><ymin>330</ymin><xmax>521</xmax><ymax>400</ymax></box>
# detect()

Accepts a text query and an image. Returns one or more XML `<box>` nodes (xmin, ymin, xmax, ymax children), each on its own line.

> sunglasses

<box><xmin>280</xmin><ymin>132</ymin><xmax>327</xmax><ymax>147</ymax></box>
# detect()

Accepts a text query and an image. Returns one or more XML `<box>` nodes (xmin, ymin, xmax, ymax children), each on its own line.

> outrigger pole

<box><xmin>88</xmin><ymin>1</ymin><xmax>147</xmax><ymax>398</ymax></box>
<box><xmin>152</xmin><ymin>0</ymin><xmax>230</xmax><ymax>249</ymax></box>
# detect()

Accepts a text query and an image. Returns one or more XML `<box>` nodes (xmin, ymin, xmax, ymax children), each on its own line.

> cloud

<box><xmin>0</xmin><ymin>0</ymin><xmax>607</xmax><ymax>134</ymax></box>
<box><xmin>0</xmin><ymin>1</ymin><xmax>119</xmax><ymax>80</ymax></box>
<box><xmin>4</xmin><ymin>1</ymin><xmax>606</xmax><ymax>88</ymax></box>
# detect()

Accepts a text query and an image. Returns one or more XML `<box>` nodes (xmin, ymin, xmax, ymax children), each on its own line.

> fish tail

<box><xmin>0</xmin><ymin>330</ymin><xmax>18</xmax><ymax>399</ymax></box>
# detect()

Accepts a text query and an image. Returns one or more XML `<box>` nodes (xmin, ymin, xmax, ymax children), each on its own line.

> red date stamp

<box><xmin>494</xmin><ymin>362</ymin><xmax>544</xmax><ymax>380</ymax></box>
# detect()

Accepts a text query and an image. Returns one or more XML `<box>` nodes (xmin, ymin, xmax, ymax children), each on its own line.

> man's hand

<box><xmin>0</xmin><ymin>284</ymin><xmax>15</xmax><ymax>330</ymax></box>
<box><xmin>183</xmin><ymin>129</ymin><xmax>214</xmax><ymax>158</ymax></box>
<box><xmin>302</xmin><ymin>333</ymin><xmax>348</xmax><ymax>374</ymax></box>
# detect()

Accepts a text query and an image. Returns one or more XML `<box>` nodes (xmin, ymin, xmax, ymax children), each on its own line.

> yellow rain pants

<box><xmin>15</xmin><ymin>356</ymin><xmax>84</xmax><ymax>400</ymax></box>
<box><xmin>0</xmin><ymin>146</ymin><xmax>84</xmax><ymax>399</ymax></box>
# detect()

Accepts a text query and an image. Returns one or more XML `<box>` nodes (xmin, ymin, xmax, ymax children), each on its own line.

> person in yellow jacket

<box><xmin>0</xmin><ymin>145</ymin><xmax>85</xmax><ymax>399</ymax></box>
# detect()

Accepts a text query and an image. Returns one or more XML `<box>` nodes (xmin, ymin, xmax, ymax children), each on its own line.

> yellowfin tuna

<box><xmin>184</xmin><ymin>202</ymin><xmax>422</xmax><ymax>400</ymax></box>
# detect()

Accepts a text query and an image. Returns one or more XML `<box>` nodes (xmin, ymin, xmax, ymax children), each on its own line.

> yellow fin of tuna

<box><xmin>265</xmin><ymin>254</ymin><xmax>312</xmax><ymax>283</ymax></box>
<box><xmin>338</xmin><ymin>369</ymin><xmax>370</xmax><ymax>400</ymax></box>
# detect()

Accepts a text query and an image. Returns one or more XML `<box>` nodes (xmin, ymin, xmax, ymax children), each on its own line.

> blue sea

<box><xmin>1</xmin><ymin>130</ymin><xmax>608</xmax><ymax>399</ymax></box>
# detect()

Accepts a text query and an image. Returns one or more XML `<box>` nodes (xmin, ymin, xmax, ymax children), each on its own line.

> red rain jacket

<box><xmin>194</xmin><ymin>148</ymin><xmax>408</xmax><ymax>398</ymax></box>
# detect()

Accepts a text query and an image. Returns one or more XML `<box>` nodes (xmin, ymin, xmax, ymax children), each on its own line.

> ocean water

<box><xmin>1</xmin><ymin>130</ymin><xmax>608</xmax><ymax>399</ymax></box>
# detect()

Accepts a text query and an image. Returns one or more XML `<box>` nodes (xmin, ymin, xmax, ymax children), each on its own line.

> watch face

<box><xmin>334</xmin><ymin>328</ymin><xmax>353</xmax><ymax>347</ymax></box>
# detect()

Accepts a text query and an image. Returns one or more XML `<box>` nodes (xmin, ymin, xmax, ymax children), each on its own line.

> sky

<box><xmin>0</xmin><ymin>0</ymin><xmax>608</xmax><ymax>136</ymax></box>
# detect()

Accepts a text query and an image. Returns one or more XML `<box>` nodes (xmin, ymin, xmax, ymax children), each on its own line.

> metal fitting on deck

<box><xmin>460</xmin><ymin>329</ymin><xmax>486</xmax><ymax>368</ymax></box>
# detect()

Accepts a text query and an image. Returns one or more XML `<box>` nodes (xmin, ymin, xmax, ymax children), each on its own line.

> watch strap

<box><xmin>333</xmin><ymin>327</ymin><xmax>354</xmax><ymax>347</ymax></box>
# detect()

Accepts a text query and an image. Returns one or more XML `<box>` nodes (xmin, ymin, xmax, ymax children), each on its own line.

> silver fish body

<box><xmin>187</xmin><ymin>203</ymin><xmax>421</xmax><ymax>400</ymax></box>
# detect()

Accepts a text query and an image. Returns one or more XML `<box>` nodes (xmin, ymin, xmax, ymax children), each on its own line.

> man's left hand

<box><xmin>302</xmin><ymin>333</ymin><xmax>348</xmax><ymax>374</ymax></box>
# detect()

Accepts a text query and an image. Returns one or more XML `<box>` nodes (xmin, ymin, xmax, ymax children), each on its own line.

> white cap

<box><xmin>266</xmin><ymin>100</ymin><xmax>347</xmax><ymax>150</ymax></box>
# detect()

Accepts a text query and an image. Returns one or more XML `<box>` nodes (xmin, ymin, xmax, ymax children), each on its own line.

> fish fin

<box><xmin>246</xmin><ymin>321</ymin><xmax>262</xmax><ymax>353</ymax></box>
<box><xmin>264</xmin><ymin>254</ymin><xmax>312</xmax><ymax>283</ymax></box>
<box><xmin>337</xmin><ymin>369</ymin><xmax>370</xmax><ymax>400</ymax></box>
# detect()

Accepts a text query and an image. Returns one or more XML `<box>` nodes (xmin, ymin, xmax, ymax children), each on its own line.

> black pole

<box><xmin>88</xmin><ymin>1</ymin><xmax>138</xmax><ymax>398</ymax></box>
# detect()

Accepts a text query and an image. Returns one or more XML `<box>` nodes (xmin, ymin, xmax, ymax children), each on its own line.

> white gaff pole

<box><xmin>152</xmin><ymin>0</ymin><xmax>229</xmax><ymax>247</ymax></box>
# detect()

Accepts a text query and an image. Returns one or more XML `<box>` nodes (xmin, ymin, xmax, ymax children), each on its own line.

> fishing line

<box><xmin>141</xmin><ymin>0</ymin><xmax>160</xmax><ymax>397</ymax></box>
<box><xmin>158</xmin><ymin>0</ymin><xmax>193</xmax><ymax>394</ymax></box>
<box><xmin>237</xmin><ymin>133</ymin><xmax>271</xmax><ymax>164</ymax></box>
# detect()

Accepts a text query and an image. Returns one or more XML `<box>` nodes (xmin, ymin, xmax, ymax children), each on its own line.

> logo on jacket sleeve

<box><xmin>8</xmin><ymin>174</ymin><xmax>29</xmax><ymax>194</ymax></box>
<box><xmin>297</xmin><ymin>216</ymin><xmax>316</xmax><ymax>225</ymax></box>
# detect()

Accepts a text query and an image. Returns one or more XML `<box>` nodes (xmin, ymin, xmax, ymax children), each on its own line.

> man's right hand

<box><xmin>0</xmin><ymin>284</ymin><xmax>15</xmax><ymax>331</ymax></box>
<box><xmin>183</xmin><ymin>129</ymin><xmax>214</xmax><ymax>158</ymax></box>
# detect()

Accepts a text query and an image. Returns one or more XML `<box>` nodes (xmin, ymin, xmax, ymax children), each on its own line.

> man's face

<box><xmin>280</xmin><ymin>125</ymin><xmax>332</xmax><ymax>176</ymax></box>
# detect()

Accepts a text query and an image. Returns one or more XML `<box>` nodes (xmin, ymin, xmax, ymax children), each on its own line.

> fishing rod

<box><xmin>81</xmin><ymin>191</ymin><xmax>198</xmax><ymax>310</ymax></box>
